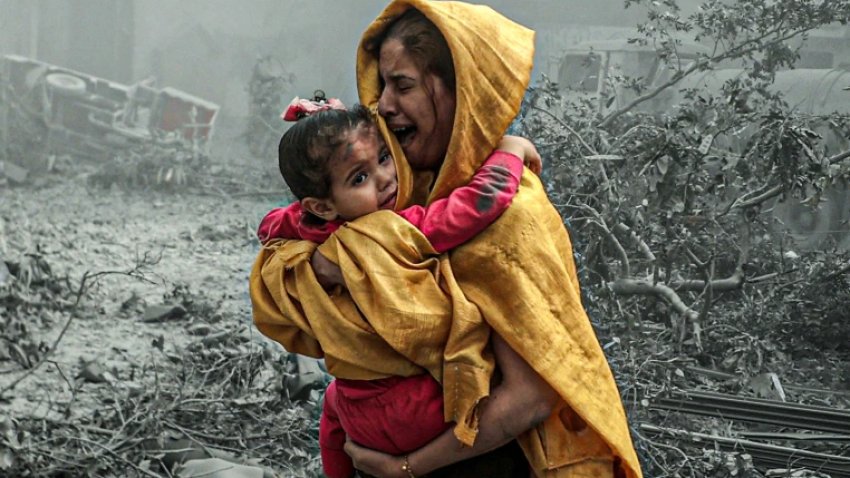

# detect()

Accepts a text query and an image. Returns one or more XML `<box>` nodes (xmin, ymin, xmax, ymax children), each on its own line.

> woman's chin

<box><xmin>405</xmin><ymin>146</ymin><xmax>437</xmax><ymax>169</ymax></box>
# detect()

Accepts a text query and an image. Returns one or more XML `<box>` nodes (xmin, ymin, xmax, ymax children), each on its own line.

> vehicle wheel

<box><xmin>44</xmin><ymin>73</ymin><xmax>86</xmax><ymax>97</ymax></box>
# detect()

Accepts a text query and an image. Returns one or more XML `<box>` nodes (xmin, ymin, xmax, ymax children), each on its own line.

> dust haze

<box><xmin>0</xmin><ymin>0</ymin><xmax>652</xmax><ymax>119</ymax></box>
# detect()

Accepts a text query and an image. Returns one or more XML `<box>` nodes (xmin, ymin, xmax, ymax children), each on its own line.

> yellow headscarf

<box><xmin>357</xmin><ymin>0</ymin><xmax>535</xmax><ymax>205</ymax></box>
<box><xmin>251</xmin><ymin>1</ymin><xmax>642</xmax><ymax>476</ymax></box>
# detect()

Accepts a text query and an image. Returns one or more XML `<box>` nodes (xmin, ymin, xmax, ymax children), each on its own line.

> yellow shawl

<box><xmin>251</xmin><ymin>1</ymin><xmax>642</xmax><ymax>476</ymax></box>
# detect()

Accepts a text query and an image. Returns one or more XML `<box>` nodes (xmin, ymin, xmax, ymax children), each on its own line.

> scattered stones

<box><xmin>76</xmin><ymin>360</ymin><xmax>110</xmax><ymax>384</ymax></box>
<box><xmin>0</xmin><ymin>261</ymin><xmax>10</xmax><ymax>286</ymax></box>
<box><xmin>185</xmin><ymin>322</ymin><xmax>213</xmax><ymax>336</ymax></box>
<box><xmin>0</xmin><ymin>161</ymin><xmax>28</xmax><ymax>184</ymax></box>
<box><xmin>141</xmin><ymin>304</ymin><xmax>187</xmax><ymax>323</ymax></box>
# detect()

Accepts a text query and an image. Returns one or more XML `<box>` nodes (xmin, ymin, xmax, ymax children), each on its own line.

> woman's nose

<box><xmin>378</xmin><ymin>88</ymin><xmax>396</xmax><ymax>117</ymax></box>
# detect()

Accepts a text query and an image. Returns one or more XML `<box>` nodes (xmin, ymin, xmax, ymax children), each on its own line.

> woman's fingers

<box><xmin>344</xmin><ymin>440</ymin><xmax>405</xmax><ymax>478</ymax></box>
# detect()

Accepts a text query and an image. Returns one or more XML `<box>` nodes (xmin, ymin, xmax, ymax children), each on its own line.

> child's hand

<box><xmin>311</xmin><ymin>250</ymin><xmax>345</xmax><ymax>290</ymax></box>
<box><xmin>497</xmin><ymin>135</ymin><xmax>542</xmax><ymax>175</ymax></box>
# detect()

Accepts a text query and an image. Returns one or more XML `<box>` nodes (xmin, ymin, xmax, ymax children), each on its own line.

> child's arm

<box><xmin>396</xmin><ymin>136</ymin><xmax>538</xmax><ymax>253</ymax></box>
<box><xmin>259</xmin><ymin>204</ymin><xmax>343</xmax><ymax>289</ymax></box>
<box><xmin>257</xmin><ymin>202</ymin><xmax>340</xmax><ymax>244</ymax></box>
<box><xmin>499</xmin><ymin>135</ymin><xmax>542</xmax><ymax>175</ymax></box>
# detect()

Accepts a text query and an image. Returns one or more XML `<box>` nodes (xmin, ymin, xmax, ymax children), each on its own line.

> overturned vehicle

<box><xmin>0</xmin><ymin>55</ymin><xmax>220</xmax><ymax>180</ymax></box>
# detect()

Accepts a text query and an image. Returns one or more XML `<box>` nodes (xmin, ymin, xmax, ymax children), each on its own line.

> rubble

<box><xmin>0</xmin><ymin>161</ymin><xmax>27</xmax><ymax>184</ymax></box>
<box><xmin>141</xmin><ymin>304</ymin><xmax>187</xmax><ymax>323</ymax></box>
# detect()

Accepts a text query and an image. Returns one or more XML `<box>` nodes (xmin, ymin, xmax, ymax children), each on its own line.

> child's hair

<box><xmin>278</xmin><ymin>104</ymin><xmax>372</xmax><ymax>200</ymax></box>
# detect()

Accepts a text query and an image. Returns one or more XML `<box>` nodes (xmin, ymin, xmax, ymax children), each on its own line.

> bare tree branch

<box><xmin>598</xmin><ymin>58</ymin><xmax>705</xmax><ymax>129</ymax></box>
<box><xmin>614</xmin><ymin>223</ymin><xmax>657</xmax><ymax>262</ymax></box>
<box><xmin>597</xmin><ymin>24</ymin><xmax>820</xmax><ymax>129</ymax></box>
<box><xmin>529</xmin><ymin>105</ymin><xmax>598</xmax><ymax>155</ymax></box>
<box><xmin>0</xmin><ymin>255</ymin><xmax>159</xmax><ymax>398</ymax></box>
<box><xmin>828</xmin><ymin>148</ymin><xmax>850</xmax><ymax>165</ymax></box>
<box><xmin>582</xmin><ymin>204</ymin><xmax>630</xmax><ymax>277</ymax></box>
<box><xmin>668</xmin><ymin>271</ymin><xmax>744</xmax><ymax>292</ymax></box>
<box><xmin>610</xmin><ymin>278</ymin><xmax>700</xmax><ymax>322</ymax></box>
<box><xmin>730</xmin><ymin>184</ymin><xmax>784</xmax><ymax>211</ymax></box>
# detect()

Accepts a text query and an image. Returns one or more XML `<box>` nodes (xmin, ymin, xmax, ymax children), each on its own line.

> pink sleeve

<box><xmin>256</xmin><ymin>202</ymin><xmax>340</xmax><ymax>244</ymax></box>
<box><xmin>319</xmin><ymin>382</ymin><xmax>355</xmax><ymax>478</ymax></box>
<box><xmin>396</xmin><ymin>150</ymin><xmax>524</xmax><ymax>253</ymax></box>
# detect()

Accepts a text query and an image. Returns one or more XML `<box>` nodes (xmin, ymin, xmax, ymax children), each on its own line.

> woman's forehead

<box><xmin>379</xmin><ymin>39</ymin><xmax>420</xmax><ymax>78</ymax></box>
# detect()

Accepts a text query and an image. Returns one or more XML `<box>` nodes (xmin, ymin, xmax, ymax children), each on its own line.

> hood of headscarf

<box><xmin>357</xmin><ymin>0</ymin><xmax>534</xmax><ymax>205</ymax></box>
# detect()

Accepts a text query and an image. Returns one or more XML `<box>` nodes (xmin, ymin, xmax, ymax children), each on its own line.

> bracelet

<box><xmin>401</xmin><ymin>455</ymin><xmax>416</xmax><ymax>478</ymax></box>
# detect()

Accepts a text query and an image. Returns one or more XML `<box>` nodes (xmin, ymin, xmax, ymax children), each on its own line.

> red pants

<box><xmin>319</xmin><ymin>374</ymin><xmax>449</xmax><ymax>478</ymax></box>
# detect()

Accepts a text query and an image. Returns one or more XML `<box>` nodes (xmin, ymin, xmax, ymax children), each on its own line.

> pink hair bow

<box><xmin>282</xmin><ymin>96</ymin><xmax>347</xmax><ymax>121</ymax></box>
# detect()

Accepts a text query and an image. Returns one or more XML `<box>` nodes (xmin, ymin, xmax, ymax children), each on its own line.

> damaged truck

<box><xmin>0</xmin><ymin>55</ymin><xmax>220</xmax><ymax>184</ymax></box>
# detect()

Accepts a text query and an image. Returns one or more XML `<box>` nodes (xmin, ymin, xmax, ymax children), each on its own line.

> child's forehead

<box><xmin>342</xmin><ymin>123</ymin><xmax>385</xmax><ymax>150</ymax></box>
<box><xmin>351</xmin><ymin>122</ymin><xmax>381</xmax><ymax>142</ymax></box>
<box><xmin>331</xmin><ymin>123</ymin><xmax>385</xmax><ymax>163</ymax></box>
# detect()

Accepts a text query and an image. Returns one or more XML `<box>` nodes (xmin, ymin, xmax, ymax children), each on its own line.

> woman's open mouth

<box><xmin>391</xmin><ymin>126</ymin><xmax>416</xmax><ymax>147</ymax></box>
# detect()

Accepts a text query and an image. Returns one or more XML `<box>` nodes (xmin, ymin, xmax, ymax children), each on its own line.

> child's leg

<box><xmin>334</xmin><ymin>375</ymin><xmax>450</xmax><ymax>454</ymax></box>
<box><xmin>319</xmin><ymin>381</ymin><xmax>356</xmax><ymax>478</ymax></box>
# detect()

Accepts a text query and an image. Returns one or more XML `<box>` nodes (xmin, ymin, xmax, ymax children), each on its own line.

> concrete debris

<box><xmin>141</xmin><ymin>304</ymin><xmax>187</xmax><ymax>323</ymax></box>
<box><xmin>0</xmin><ymin>161</ymin><xmax>28</xmax><ymax>184</ymax></box>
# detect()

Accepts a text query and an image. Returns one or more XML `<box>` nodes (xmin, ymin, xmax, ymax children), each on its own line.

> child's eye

<box><xmin>352</xmin><ymin>172</ymin><xmax>367</xmax><ymax>185</ymax></box>
<box><xmin>379</xmin><ymin>151</ymin><xmax>392</xmax><ymax>164</ymax></box>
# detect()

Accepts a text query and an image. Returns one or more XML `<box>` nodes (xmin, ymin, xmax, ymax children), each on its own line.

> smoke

<box><xmin>0</xmin><ymin>0</ymin><xmax>676</xmax><ymax>118</ymax></box>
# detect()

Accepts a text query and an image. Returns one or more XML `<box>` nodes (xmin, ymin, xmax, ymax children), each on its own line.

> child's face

<box><xmin>308</xmin><ymin>124</ymin><xmax>398</xmax><ymax>221</ymax></box>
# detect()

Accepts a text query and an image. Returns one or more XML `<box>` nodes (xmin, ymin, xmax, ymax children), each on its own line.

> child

<box><xmin>259</xmin><ymin>99</ymin><xmax>538</xmax><ymax>478</ymax></box>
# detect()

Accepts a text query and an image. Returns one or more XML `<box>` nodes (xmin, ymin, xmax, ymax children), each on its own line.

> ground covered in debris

<box><xmin>0</xmin><ymin>123</ymin><xmax>326</xmax><ymax>477</ymax></box>
<box><xmin>1</xmin><ymin>121</ymin><xmax>849</xmax><ymax>477</ymax></box>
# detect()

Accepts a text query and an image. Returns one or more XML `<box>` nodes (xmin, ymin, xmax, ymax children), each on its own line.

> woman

<box><xmin>343</xmin><ymin>2</ymin><xmax>642</xmax><ymax>477</ymax></box>
<box><xmin>251</xmin><ymin>1</ymin><xmax>642</xmax><ymax>477</ymax></box>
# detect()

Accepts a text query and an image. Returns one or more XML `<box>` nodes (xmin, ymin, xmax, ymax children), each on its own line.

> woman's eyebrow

<box><xmin>386</xmin><ymin>72</ymin><xmax>414</xmax><ymax>82</ymax></box>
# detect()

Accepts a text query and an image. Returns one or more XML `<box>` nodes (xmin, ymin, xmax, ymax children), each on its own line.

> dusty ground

<box><xmin>0</xmin><ymin>122</ymin><xmax>323</xmax><ymax>473</ymax></box>
<box><xmin>1</xmin><ymin>176</ymin><xmax>274</xmax><ymax>411</ymax></box>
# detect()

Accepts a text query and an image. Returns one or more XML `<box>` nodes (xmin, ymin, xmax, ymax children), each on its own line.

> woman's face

<box><xmin>378</xmin><ymin>38</ymin><xmax>456</xmax><ymax>170</ymax></box>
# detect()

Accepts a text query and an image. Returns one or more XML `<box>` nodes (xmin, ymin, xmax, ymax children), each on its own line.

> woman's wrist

<box><xmin>381</xmin><ymin>455</ymin><xmax>410</xmax><ymax>478</ymax></box>
<box><xmin>401</xmin><ymin>455</ymin><xmax>417</xmax><ymax>478</ymax></box>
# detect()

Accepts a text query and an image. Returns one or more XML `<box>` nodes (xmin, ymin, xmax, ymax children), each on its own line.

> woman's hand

<box><xmin>311</xmin><ymin>250</ymin><xmax>345</xmax><ymax>289</ymax></box>
<box><xmin>497</xmin><ymin>135</ymin><xmax>542</xmax><ymax>175</ymax></box>
<box><xmin>344</xmin><ymin>440</ymin><xmax>406</xmax><ymax>478</ymax></box>
<box><xmin>339</xmin><ymin>334</ymin><xmax>559</xmax><ymax>476</ymax></box>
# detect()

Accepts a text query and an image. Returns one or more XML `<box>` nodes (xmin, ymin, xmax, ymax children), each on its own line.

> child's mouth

<box><xmin>380</xmin><ymin>191</ymin><xmax>397</xmax><ymax>210</ymax></box>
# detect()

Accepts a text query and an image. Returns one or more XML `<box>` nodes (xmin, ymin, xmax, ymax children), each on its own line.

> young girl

<box><xmin>257</xmin><ymin>99</ymin><xmax>538</xmax><ymax>478</ymax></box>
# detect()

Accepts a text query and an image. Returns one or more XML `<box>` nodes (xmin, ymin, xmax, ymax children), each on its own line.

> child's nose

<box><xmin>377</xmin><ymin>166</ymin><xmax>394</xmax><ymax>188</ymax></box>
